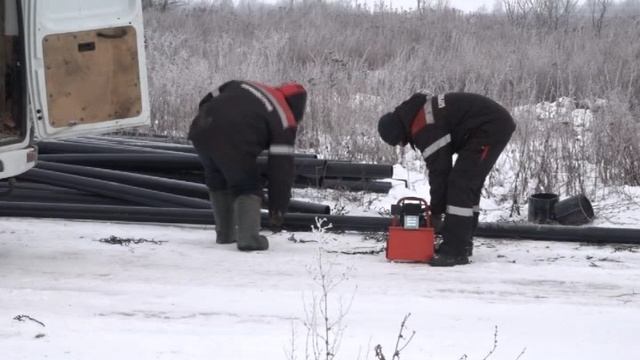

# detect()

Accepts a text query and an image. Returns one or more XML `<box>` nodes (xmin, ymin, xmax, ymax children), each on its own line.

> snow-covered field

<box><xmin>2</xmin><ymin>167</ymin><xmax>639</xmax><ymax>359</ymax></box>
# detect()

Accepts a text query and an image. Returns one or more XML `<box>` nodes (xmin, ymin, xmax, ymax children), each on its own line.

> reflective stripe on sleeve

<box><xmin>422</xmin><ymin>134</ymin><xmax>451</xmax><ymax>159</ymax></box>
<box><xmin>269</xmin><ymin>144</ymin><xmax>295</xmax><ymax>155</ymax></box>
<box><xmin>447</xmin><ymin>205</ymin><xmax>474</xmax><ymax>217</ymax></box>
<box><xmin>437</xmin><ymin>94</ymin><xmax>446</xmax><ymax>108</ymax></box>
<box><xmin>425</xmin><ymin>98</ymin><xmax>435</xmax><ymax>124</ymax></box>
<box><xmin>473</xmin><ymin>205</ymin><xmax>480</xmax><ymax>213</ymax></box>
<box><xmin>255</xmin><ymin>87</ymin><xmax>290</xmax><ymax>129</ymax></box>
<box><xmin>240</xmin><ymin>84</ymin><xmax>274</xmax><ymax>112</ymax></box>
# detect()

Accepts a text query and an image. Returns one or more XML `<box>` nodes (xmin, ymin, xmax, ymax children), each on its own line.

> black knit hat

<box><xmin>378</xmin><ymin>113</ymin><xmax>406</xmax><ymax>146</ymax></box>
<box><xmin>278</xmin><ymin>83</ymin><xmax>307</xmax><ymax>123</ymax></box>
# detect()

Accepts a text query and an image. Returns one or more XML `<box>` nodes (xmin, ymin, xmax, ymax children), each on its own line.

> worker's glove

<box><xmin>430</xmin><ymin>213</ymin><xmax>445</xmax><ymax>234</ymax></box>
<box><xmin>268</xmin><ymin>209</ymin><xmax>285</xmax><ymax>233</ymax></box>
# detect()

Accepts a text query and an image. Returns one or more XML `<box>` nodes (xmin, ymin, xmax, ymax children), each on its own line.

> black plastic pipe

<box><xmin>40</xmin><ymin>139</ymin><xmax>189</xmax><ymax>155</ymax></box>
<box><xmin>38</xmin><ymin>153</ymin><xmax>203</xmax><ymax>170</ymax></box>
<box><xmin>63</xmin><ymin>137</ymin><xmax>197</xmax><ymax>156</ymax></box>
<box><xmin>34</xmin><ymin>162</ymin><xmax>329</xmax><ymax>214</ymax></box>
<box><xmin>19</xmin><ymin>168</ymin><xmax>212</xmax><ymax>209</ymax></box>
<box><xmin>475</xmin><ymin>222</ymin><xmax>640</xmax><ymax>244</ymax></box>
<box><xmin>39</xmin><ymin>153</ymin><xmax>390</xmax><ymax>181</ymax></box>
<box><xmin>1</xmin><ymin>181</ymin><xmax>94</xmax><ymax>193</ymax></box>
<box><xmin>1</xmin><ymin>201</ymin><xmax>639</xmax><ymax>244</ymax></box>
<box><xmin>36</xmin><ymin>161</ymin><xmax>208</xmax><ymax>198</ymax></box>
<box><xmin>37</xmin><ymin>140</ymin><xmax>159</xmax><ymax>155</ymax></box>
<box><xmin>0</xmin><ymin>202</ymin><xmax>383</xmax><ymax>231</ymax></box>
<box><xmin>36</xmin><ymin>153</ymin><xmax>327</xmax><ymax>178</ymax></box>
<box><xmin>0</xmin><ymin>189</ymin><xmax>132</xmax><ymax>206</ymax></box>
<box><xmin>321</xmin><ymin>179</ymin><xmax>393</xmax><ymax>193</ymax></box>
<box><xmin>324</xmin><ymin>161</ymin><xmax>393</xmax><ymax>179</ymax></box>
<box><xmin>84</xmin><ymin>136</ymin><xmax>319</xmax><ymax>159</ymax></box>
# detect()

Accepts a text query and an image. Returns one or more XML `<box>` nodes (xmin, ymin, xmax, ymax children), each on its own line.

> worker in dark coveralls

<box><xmin>378</xmin><ymin>92</ymin><xmax>515</xmax><ymax>266</ymax></box>
<box><xmin>188</xmin><ymin>80</ymin><xmax>307</xmax><ymax>251</ymax></box>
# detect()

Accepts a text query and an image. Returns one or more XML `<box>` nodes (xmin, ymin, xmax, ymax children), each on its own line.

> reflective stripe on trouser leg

<box><xmin>446</xmin><ymin>205</ymin><xmax>474</xmax><ymax>217</ymax></box>
<box><xmin>269</xmin><ymin>144</ymin><xmax>294</xmax><ymax>155</ymax></box>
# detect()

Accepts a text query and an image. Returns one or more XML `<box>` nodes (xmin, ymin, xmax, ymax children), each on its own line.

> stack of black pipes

<box><xmin>2</xmin><ymin>136</ymin><xmax>640</xmax><ymax>244</ymax></box>
<box><xmin>0</xmin><ymin>136</ymin><xmax>395</xmax><ymax>232</ymax></box>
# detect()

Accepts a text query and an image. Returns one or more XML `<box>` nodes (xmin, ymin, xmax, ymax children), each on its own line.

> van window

<box><xmin>1</xmin><ymin>0</ymin><xmax>24</xmax><ymax>144</ymax></box>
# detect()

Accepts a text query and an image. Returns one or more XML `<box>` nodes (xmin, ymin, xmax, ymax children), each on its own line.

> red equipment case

<box><xmin>386</xmin><ymin>197</ymin><xmax>435</xmax><ymax>263</ymax></box>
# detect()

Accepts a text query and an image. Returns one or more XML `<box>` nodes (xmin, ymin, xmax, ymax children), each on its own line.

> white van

<box><xmin>0</xmin><ymin>0</ymin><xmax>150</xmax><ymax>179</ymax></box>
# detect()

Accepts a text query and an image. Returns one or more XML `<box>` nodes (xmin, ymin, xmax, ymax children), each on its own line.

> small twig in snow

<box><xmin>374</xmin><ymin>344</ymin><xmax>386</xmax><ymax>360</ymax></box>
<box><xmin>325</xmin><ymin>248</ymin><xmax>385</xmax><ymax>256</ymax></box>
<box><xmin>514</xmin><ymin>347</ymin><xmax>527</xmax><ymax>360</ymax></box>
<box><xmin>288</xmin><ymin>234</ymin><xmax>318</xmax><ymax>244</ymax></box>
<box><xmin>482</xmin><ymin>325</ymin><xmax>499</xmax><ymax>360</ymax></box>
<box><xmin>97</xmin><ymin>235</ymin><xmax>166</xmax><ymax>246</ymax></box>
<box><xmin>13</xmin><ymin>314</ymin><xmax>45</xmax><ymax>327</ymax></box>
<box><xmin>610</xmin><ymin>290</ymin><xmax>638</xmax><ymax>298</ymax></box>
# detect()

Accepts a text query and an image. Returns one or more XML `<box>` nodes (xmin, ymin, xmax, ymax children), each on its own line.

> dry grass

<box><xmin>142</xmin><ymin>0</ymin><xmax>640</xmax><ymax>204</ymax></box>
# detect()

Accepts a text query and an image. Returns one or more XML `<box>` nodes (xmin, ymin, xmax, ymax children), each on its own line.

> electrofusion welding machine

<box><xmin>386</xmin><ymin>197</ymin><xmax>435</xmax><ymax>262</ymax></box>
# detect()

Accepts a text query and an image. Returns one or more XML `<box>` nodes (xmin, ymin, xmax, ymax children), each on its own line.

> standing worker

<box><xmin>377</xmin><ymin>92</ymin><xmax>515</xmax><ymax>266</ymax></box>
<box><xmin>188</xmin><ymin>80</ymin><xmax>307</xmax><ymax>251</ymax></box>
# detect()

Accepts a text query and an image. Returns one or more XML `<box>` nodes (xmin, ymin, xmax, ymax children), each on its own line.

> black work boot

<box><xmin>233</xmin><ymin>194</ymin><xmax>269</xmax><ymax>251</ymax></box>
<box><xmin>465</xmin><ymin>239</ymin><xmax>474</xmax><ymax>257</ymax></box>
<box><xmin>466</xmin><ymin>211</ymin><xmax>479</xmax><ymax>257</ymax></box>
<box><xmin>209</xmin><ymin>191</ymin><xmax>235</xmax><ymax>244</ymax></box>
<box><xmin>429</xmin><ymin>253</ymin><xmax>470</xmax><ymax>267</ymax></box>
<box><xmin>431</xmin><ymin>240</ymin><xmax>470</xmax><ymax>267</ymax></box>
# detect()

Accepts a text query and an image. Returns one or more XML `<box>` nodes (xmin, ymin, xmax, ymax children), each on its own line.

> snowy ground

<box><xmin>2</xmin><ymin>165</ymin><xmax>640</xmax><ymax>360</ymax></box>
<box><xmin>1</xmin><ymin>217</ymin><xmax>639</xmax><ymax>360</ymax></box>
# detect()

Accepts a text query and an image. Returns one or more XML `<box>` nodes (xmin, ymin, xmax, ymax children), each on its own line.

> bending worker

<box><xmin>378</xmin><ymin>92</ymin><xmax>515</xmax><ymax>266</ymax></box>
<box><xmin>188</xmin><ymin>80</ymin><xmax>307</xmax><ymax>251</ymax></box>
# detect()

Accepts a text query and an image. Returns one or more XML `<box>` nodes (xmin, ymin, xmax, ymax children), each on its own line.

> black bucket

<box><xmin>528</xmin><ymin>193</ymin><xmax>559</xmax><ymax>224</ymax></box>
<box><xmin>554</xmin><ymin>194</ymin><xmax>594</xmax><ymax>225</ymax></box>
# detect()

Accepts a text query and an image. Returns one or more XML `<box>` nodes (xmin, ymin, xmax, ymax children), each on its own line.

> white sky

<box><xmin>256</xmin><ymin>0</ymin><xmax>499</xmax><ymax>12</ymax></box>
<box><xmin>358</xmin><ymin>0</ymin><xmax>496</xmax><ymax>12</ymax></box>
<box><xmin>254</xmin><ymin>0</ymin><xmax>595</xmax><ymax>12</ymax></box>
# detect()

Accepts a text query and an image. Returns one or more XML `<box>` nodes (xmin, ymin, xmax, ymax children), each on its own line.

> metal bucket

<box><xmin>554</xmin><ymin>194</ymin><xmax>594</xmax><ymax>225</ymax></box>
<box><xmin>528</xmin><ymin>193</ymin><xmax>559</xmax><ymax>224</ymax></box>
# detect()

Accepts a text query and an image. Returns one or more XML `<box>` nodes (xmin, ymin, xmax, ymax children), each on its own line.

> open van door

<box><xmin>23</xmin><ymin>0</ymin><xmax>150</xmax><ymax>140</ymax></box>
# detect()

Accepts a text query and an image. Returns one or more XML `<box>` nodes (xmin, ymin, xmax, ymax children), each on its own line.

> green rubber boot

<box><xmin>209</xmin><ymin>191</ymin><xmax>235</xmax><ymax>244</ymax></box>
<box><xmin>233</xmin><ymin>194</ymin><xmax>269</xmax><ymax>251</ymax></box>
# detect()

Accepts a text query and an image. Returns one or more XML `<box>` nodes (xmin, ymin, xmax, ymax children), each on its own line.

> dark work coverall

<box><xmin>187</xmin><ymin>80</ymin><xmax>298</xmax><ymax>218</ymax></box>
<box><xmin>387</xmin><ymin>92</ymin><xmax>516</xmax><ymax>256</ymax></box>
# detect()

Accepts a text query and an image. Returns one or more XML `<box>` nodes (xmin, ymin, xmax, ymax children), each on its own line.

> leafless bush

<box><xmin>287</xmin><ymin>245</ymin><xmax>355</xmax><ymax>360</ymax></box>
<box><xmin>374</xmin><ymin>313</ymin><xmax>416</xmax><ymax>360</ymax></box>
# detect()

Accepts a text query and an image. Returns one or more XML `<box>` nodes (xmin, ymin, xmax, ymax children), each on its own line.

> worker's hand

<box><xmin>430</xmin><ymin>213</ymin><xmax>444</xmax><ymax>234</ymax></box>
<box><xmin>268</xmin><ymin>209</ymin><xmax>285</xmax><ymax>233</ymax></box>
